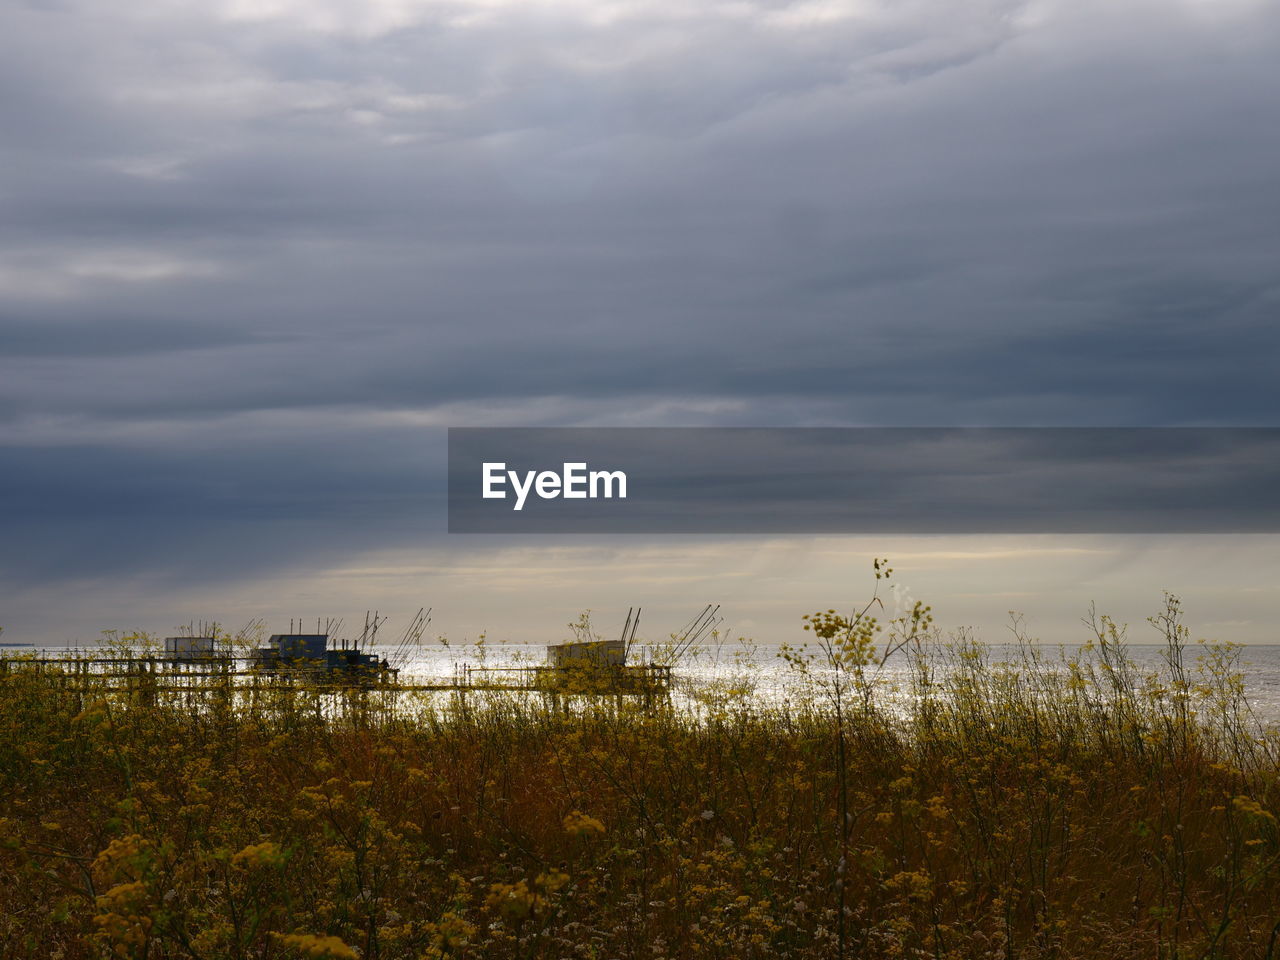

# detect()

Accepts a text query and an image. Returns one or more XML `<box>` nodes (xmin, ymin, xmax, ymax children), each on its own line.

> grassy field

<box><xmin>2</xmin><ymin>586</ymin><xmax>1279</xmax><ymax>959</ymax></box>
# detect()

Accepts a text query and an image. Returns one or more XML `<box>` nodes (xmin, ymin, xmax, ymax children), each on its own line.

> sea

<box><xmin>390</xmin><ymin>639</ymin><xmax>1280</xmax><ymax>724</ymax></box>
<box><xmin>11</xmin><ymin>640</ymin><xmax>1280</xmax><ymax>725</ymax></box>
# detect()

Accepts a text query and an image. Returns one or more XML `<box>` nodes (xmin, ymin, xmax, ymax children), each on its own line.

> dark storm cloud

<box><xmin>0</xmin><ymin>427</ymin><xmax>445</xmax><ymax>582</ymax></box>
<box><xmin>2</xmin><ymin>0</ymin><xmax>1280</xmax><ymax>584</ymax></box>
<box><xmin>0</xmin><ymin>307</ymin><xmax>293</xmax><ymax>358</ymax></box>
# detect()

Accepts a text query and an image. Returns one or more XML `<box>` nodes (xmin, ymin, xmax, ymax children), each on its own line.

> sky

<box><xmin>1</xmin><ymin>0</ymin><xmax>1278</xmax><ymax>648</ymax></box>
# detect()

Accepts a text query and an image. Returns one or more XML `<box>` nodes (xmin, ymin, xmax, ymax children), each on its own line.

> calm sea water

<box><xmin>19</xmin><ymin>641</ymin><xmax>1280</xmax><ymax>725</ymax></box>
<box><xmin>387</xmin><ymin>640</ymin><xmax>1280</xmax><ymax>725</ymax></box>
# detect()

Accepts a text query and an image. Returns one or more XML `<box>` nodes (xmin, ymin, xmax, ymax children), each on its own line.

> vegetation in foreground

<box><xmin>2</xmin><ymin>571</ymin><xmax>1280</xmax><ymax>959</ymax></box>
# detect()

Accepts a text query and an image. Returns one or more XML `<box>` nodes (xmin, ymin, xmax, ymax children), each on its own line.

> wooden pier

<box><xmin>0</xmin><ymin>652</ymin><xmax>673</xmax><ymax>700</ymax></box>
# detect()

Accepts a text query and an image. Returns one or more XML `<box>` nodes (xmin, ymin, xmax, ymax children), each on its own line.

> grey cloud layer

<box><xmin>448</xmin><ymin>428</ymin><xmax>1280</xmax><ymax>532</ymax></box>
<box><xmin>2</xmin><ymin>0</ymin><xmax>1279</xmax><ymax>587</ymax></box>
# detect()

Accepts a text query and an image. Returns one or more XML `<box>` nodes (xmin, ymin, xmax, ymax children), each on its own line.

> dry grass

<box><xmin>2</xmin><ymin>591</ymin><xmax>1279</xmax><ymax>959</ymax></box>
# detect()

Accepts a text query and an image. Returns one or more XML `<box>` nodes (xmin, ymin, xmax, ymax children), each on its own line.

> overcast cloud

<box><xmin>2</xmin><ymin>0</ymin><xmax>1278</xmax><ymax>644</ymax></box>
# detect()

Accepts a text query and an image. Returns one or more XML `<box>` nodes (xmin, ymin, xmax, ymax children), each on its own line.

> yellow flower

<box><xmin>276</xmin><ymin>932</ymin><xmax>359</xmax><ymax>959</ymax></box>
<box><xmin>231</xmin><ymin>841</ymin><xmax>287</xmax><ymax>869</ymax></box>
<box><xmin>424</xmin><ymin>911</ymin><xmax>477</xmax><ymax>954</ymax></box>
<box><xmin>537</xmin><ymin>869</ymin><xmax>570</xmax><ymax>894</ymax></box>
<box><xmin>563</xmin><ymin>810</ymin><xmax>605</xmax><ymax>837</ymax></box>
<box><xmin>486</xmin><ymin>880</ymin><xmax>540</xmax><ymax>919</ymax></box>
<box><xmin>93</xmin><ymin>882</ymin><xmax>152</xmax><ymax>955</ymax></box>
<box><xmin>885</xmin><ymin>869</ymin><xmax>934</xmax><ymax>902</ymax></box>
<box><xmin>93</xmin><ymin>835</ymin><xmax>153</xmax><ymax>884</ymax></box>
<box><xmin>1232</xmin><ymin>796</ymin><xmax>1276</xmax><ymax>822</ymax></box>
